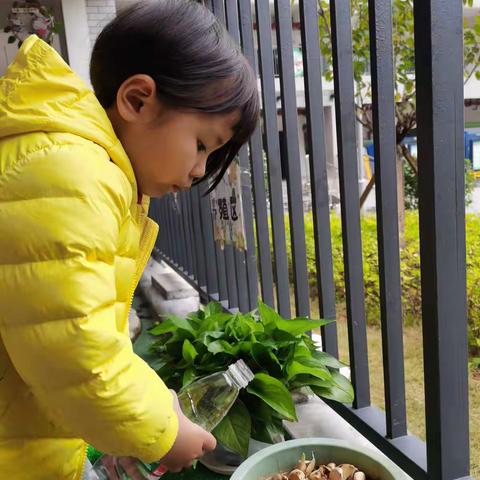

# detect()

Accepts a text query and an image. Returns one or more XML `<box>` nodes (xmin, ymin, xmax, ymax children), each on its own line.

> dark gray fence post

<box><xmin>414</xmin><ymin>0</ymin><xmax>471</xmax><ymax>478</ymax></box>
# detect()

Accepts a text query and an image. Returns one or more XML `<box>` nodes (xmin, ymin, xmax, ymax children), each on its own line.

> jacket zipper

<box><xmin>78</xmin><ymin>442</ymin><xmax>88</xmax><ymax>480</ymax></box>
<box><xmin>124</xmin><ymin>217</ymin><xmax>157</xmax><ymax>328</ymax></box>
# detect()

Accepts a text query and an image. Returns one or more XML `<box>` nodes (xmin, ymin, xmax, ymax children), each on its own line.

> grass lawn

<box><xmin>332</xmin><ymin>314</ymin><xmax>480</xmax><ymax>478</ymax></box>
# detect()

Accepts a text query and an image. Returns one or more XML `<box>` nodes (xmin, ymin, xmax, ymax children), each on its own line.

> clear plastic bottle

<box><xmin>91</xmin><ymin>359</ymin><xmax>254</xmax><ymax>479</ymax></box>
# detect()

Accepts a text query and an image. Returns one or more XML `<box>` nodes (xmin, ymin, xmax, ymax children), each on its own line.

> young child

<box><xmin>0</xmin><ymin>1</ymin><xmax>259</xmax><ymax>478</ymax></box>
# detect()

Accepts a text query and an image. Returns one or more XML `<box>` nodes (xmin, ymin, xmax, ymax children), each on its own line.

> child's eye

<box><xmin>197</xmin><ymin>141</ymin><xmax>207</xmax><ymax>152</ymax></box>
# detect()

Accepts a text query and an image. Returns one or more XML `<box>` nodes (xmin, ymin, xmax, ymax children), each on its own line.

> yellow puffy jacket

<box><xmin>0</xmin><ymin>35</ymin><xmax>178</xmax><ymax>479</ymax></box>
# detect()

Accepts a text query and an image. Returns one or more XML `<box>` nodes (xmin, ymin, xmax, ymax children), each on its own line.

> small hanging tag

<box><xmin>210</xmin><ymin>159</ymin><xmax>246</xmax><ymax>251</ymax></box>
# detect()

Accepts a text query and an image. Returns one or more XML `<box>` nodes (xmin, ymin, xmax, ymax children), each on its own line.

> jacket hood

<box><xmin>0</xmin><ymin>35</ymin><xmax>138</xmax><ymax>199</ymax></box>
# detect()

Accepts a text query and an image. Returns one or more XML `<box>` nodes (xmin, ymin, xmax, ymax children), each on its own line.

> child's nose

<box><xmin>191</xmin><ymin>156</ymin><xmax>207</xmax><ymax>180</ymax></box>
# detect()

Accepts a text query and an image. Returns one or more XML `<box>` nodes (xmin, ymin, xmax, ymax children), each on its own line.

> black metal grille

<box><xmin>150</xmin><ymin>1</ymin><xmax>471</xmax><ymax>478</ymax></box>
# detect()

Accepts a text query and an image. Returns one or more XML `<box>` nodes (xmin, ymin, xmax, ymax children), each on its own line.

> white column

<box><xmin>356</xmin><ymin>118</ymin><xmax>367</xmax><ymax>194</ymax></box>
<box><xmin>61</xmin><ymin>0</ymin><xmax>91</xmax><ymax>84</ymax></box>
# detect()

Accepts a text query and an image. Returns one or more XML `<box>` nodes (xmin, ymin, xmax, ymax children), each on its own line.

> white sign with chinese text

<box><xmin>210</xmin><ymin>160</ymin><xmax>246</xmax><ymax>250</ymax></box>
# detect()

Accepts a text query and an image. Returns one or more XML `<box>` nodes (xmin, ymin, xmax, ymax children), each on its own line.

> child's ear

<box><xmin>115</xmin><ymin>74</ymin><xmax>161</xmax><ymax>124</ymax></box>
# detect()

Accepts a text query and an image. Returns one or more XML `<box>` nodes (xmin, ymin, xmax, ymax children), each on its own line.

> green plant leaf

<box><xmin>238</xmin><ymin>340</ymin><xmax>254</xmax><ymax>355</ymax></box>
<box><xmin>250</xmin><ymin>417</ymin><xmax>285</xmax><ymax>444</ymax></box>
<box><xmin>182</xmin><ymin>339</ymin><xmax>198</xmax><ymax>364</ymax></box>
<box><xmin>212</xmin><ymin>399</ymin><xmax>251</xmax><ymax>458</ymax></box>
<box><xmin>165</xmin><ymin>340</ymin><xmax>185</xmax><ymax>358</ymax></box>
<box><xmin>207</xmin><ymin>340</ymin><xmax>239</xmax><ymax>356</ymax></box>
<box><xmin>247</xmin><ymin>373</ymin><xmax>297</xmax><ymax>421</ymax></box>
<box><xmin>257</xmin><ymin>301</ymin><xmax>281</xmax><ymax>331</ymax></box>
<box><xmin>203</xmin><ymin>301</ymin><xmax>224</xmax><ymax>317</ymax></box>
<box><xmin>286</xmin><ymin>359</ymin><xmax>332</xmax><ymax>382</ymax></box>
<box><xmin>258</xmin><ymin>301</ymin><xmax>333</xmax><ymax>336</ymax></box>
<box><xmin>226</xmin><ymin>313</ymin><xmax>263</xmax><ymax>340</ymax></box>
<box><xmin>199</xmin><ymin>313</ymin><xmax>233</xmax><ymax>334</ymax></box>
<box><xmin>149</xmin><ymin>315</ymin><xmax>195</xmax><ymax>336</ymax></box>
<box><xmin>251</xmin><ymin>342</ymin><xmax>282</xmax><ymax>375</ymax></box>
<box><xmin>276</xmin><ymin>317</ymin><xmax>334</xmax><ymax>336</ymax></box>
<box><xmin>289</xmin><ymin>374</ymin><xmax>333</xmax><ymax>389</ymax></box>
<box><xmin>311</xmin><ymin>350</ymin><xmax>348</xmax><ymax>369</ymax></box>
<box><xmin>182</xmin><ymin>367</ymin><xmax>196</xmax><ymax>388</ymax></box>
<box><xmin>196</xmin><ymin>331</ymin><xmax>224</xmax><ymax>347</ymax></box>
<box><xmin>311</xmin><ymin>370</ymin><xmax>354</xmax><ymax>404</ymax></box>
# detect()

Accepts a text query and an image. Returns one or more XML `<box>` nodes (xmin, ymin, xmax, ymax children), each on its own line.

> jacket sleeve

<box><xmin>0</xmin><ymin>141</ymin><xmax>178</xmax><ymax>462</ymax></box>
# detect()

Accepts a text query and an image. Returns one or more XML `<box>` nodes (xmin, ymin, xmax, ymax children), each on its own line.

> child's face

<box><xmin>107</xmin><ymin>75</ymin><xmax>239</xmax><ymax>198</ymax></box>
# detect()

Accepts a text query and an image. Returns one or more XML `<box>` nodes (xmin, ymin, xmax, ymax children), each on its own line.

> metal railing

<box><xmin>150</xmin><ymin>1</ymin><xmax>471</xmax><ymax>478</ymax></box>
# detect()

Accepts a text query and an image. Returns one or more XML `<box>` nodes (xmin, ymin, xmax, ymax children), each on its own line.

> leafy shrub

<box><xmin>404</xmin><ymin>160</ymin><xmax>476</xmax><ymax>210</ymax></box>
<box><xmin>286</xmin><ymin>212</ymin><xmax>480</xmax><ymax>357</ymax></box>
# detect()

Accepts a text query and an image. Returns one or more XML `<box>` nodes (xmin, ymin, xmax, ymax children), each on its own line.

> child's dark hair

<box><xmin>90</xmin><ymin>0</ymin><xmax>259</xmax><ymax>190</ymax></box>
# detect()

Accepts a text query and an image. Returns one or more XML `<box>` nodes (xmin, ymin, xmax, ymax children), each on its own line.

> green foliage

<box><xmin>316</xmin><ymin>0</ymin><xmax>480</xmax><ymax>144</ymax></box>
<box><xmin>287</xmin><ymin>212</ymin><xmax>480</xmax><ymax>358</ymax></box>
<box><xmin>148</xmin><ymin>301</ymin><xmax>353</xmax><ymax>456</ymax></box>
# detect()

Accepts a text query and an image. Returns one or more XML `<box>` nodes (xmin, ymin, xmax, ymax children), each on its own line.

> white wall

<box><xmin>86</xmin><ymin>0</ymin><xmax>116</xmax><ymax>46</ymax></box>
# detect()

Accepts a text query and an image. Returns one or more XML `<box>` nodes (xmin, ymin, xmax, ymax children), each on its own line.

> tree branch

<box><xmin>464</xmin><ymin>59</ymin><xmax>480</xmax><ymax>85</ymax></box>
<box><xmin>317</xmin><ymin>1</ymin><xmax>331</xmax><ymax>45</ymax></box>
<box><xmin>360</xmin><ymin>175</ymin><xmax>375</xmax><ymax>208</ymax></box>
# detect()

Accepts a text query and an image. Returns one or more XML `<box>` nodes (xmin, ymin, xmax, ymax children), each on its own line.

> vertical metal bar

<box><xmin>273</xmin><ymin>0</ymin><xmax>310</xmax><ymax>318</ymax></box>
<box><xmin>163</xmin><ymin>199</ymin><xmax>174</xmax><ymax>262</ymax></box>
<box><xmin>159</xmin><ymin>200</ymin><xmax>168</xmax><ymax>258</ymax></box>
<box><xmin>204</xmin><ymin>0</ymin><xmax>230</xmax><ymax>301</ymax></box>
<box><xmin>330</xmin><ymin>0</ymin><xmax>370</xmax><ymax>408</ymax></box>
<box><xmin>299</xmin><ymin>0</ymin><xmax>338</xmax><ymax>355</ymax></box>
<box><xmin>255</xmin><ymin>0</ymin><xmax>291</xmax><ymax>318</ymax></box>
<box><xmin>168</xmin><ymin>197</ymin><xmax>181</xmax><ymax>266</ymax></box>
<box><xmin>413</xmin><ymin>1</ymin><xmax>470</xmax><ymax>478</ymax></box>
<box><xmin>224</xmin><ymin>244</ymin><xmax>239</xmax><ymax>309</ymax></box>
<box><xmin>212</xmin><ymin>0</ymin><xmax>225</xmax><ymax>25</ymax></box>
<box><xmin>368</xmin><ymin>0</ymin><xmax>407</xmax><ymax>439</ymax></box>
<box><xmin>234</xmin><ymin>244</ymin><xmax>249</xmax><ymax>312</ymax></box>
<box><xmin>186</xmin><ymin>192</ymin><xmax>199</xmax><ymax>282</ymax></box>
<box><xmin>156</xmin><ymin>199</ymin><xmax>166</xmax><ymax>253</ymax></box>
<box><xmin>237</xmin><ymin>0</ymin><xmax>274</xmax><ymax>308</ymax></box>
<box><xmin>239</xmin><ymin>145</ymin><xmax>259</xmax><ymax>311</ymax></box>
<box><xmin>173</xmin><ymin>195</ymin><xmax>187</xmax><ymax>271</ymax></box>
<box><xmin>198</xmin><ymin>187</ymin><xmax>219</xmax><ymax>297</ymax></box>
<box><xmin>225</xmin><ymin>0</ymin><xmax>253</xmax><ymax>312</ymax></box>
<box><xmin>214</xmin><ymin>239</ymin><xmax>229</xmax><ymax>302</ymax></box>
<box><xmin>190</xmin><ymin>186</ymin><xmax>207</xmax><ymax>289</ymax></box>
<box><xmin>179</xmin><ymin>192</ymin><xmax>194</xmax><ymax>276</ymax></box>
<box><xmin>225</xmin><ymin>0</ymin><xmax>240</xmax><ymax>46</ymax></box>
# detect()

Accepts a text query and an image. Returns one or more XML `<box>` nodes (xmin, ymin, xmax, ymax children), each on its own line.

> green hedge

<box><xmin>284</xmin><ymin>211</ymin><xmax>480</xmax><ymax>358</ymax></box>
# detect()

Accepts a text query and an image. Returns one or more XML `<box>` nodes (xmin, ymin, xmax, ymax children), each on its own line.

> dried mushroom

<box><xmin>338</xmin><ymin>465</ymin><xmax>357</xmax><ymax>478</ymax></box>
<box><xmin>353</xmin><ymin>473</ymin><xmax>366</xmax><ymax>480</ymax></box>
<box><xmin>329</xmin><ymin>467</ymin><xmax>345</xmax><ymax>480</ymax></box>
<box><xmin>288</xmin><ymin>469</ymin><xmax>306</xmax><ymax>480</ymax></box>
<box><xmin>263</xmin><ymin>453</ymin><xmax>370</xmax><ymax>480</ymax></box>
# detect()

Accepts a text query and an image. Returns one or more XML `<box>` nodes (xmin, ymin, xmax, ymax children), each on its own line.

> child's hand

<box><xmin>159</xmin><ymin>390</ymin><xmax>217</xmax><ymax>472</ymax></box>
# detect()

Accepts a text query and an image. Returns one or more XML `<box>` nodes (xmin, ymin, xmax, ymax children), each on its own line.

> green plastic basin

<box><xmin>230</xmin><ymin>438</ymin><xmax>410</xmax><ymax>480</ymax></box>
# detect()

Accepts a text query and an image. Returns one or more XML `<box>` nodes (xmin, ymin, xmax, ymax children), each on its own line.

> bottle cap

<box><xmin>227</xmin><ymin>359</ymin><xmax>254</xmax><ymax>388</ymax></box>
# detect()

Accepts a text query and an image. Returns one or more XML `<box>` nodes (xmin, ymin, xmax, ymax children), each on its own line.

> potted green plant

<box><xmin>146</xmin><ymin>301</ymin><xmax>353</xmax><ymax>461</ymax></box>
